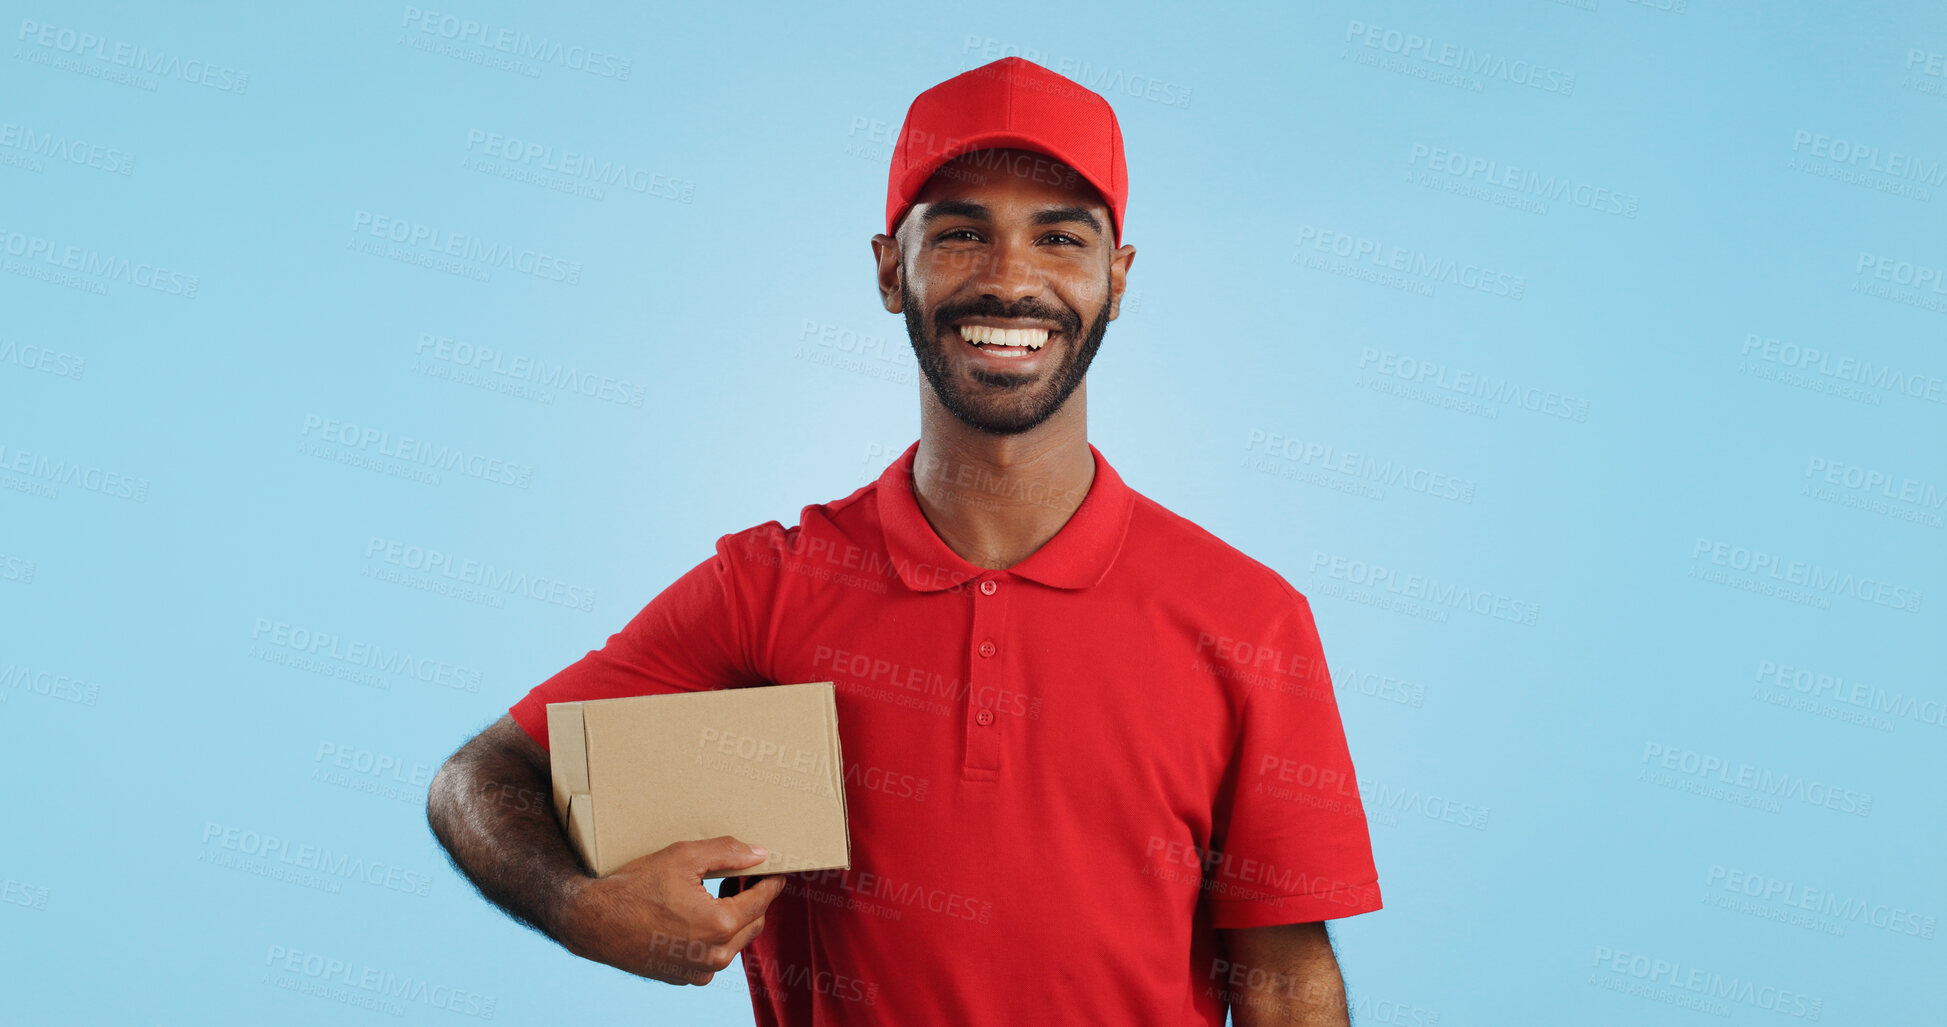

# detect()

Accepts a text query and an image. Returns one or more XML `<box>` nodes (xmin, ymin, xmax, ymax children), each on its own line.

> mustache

<box><xmin>931</xmin><ymin>297</ymin><xmax>1081</xmax><ymax>337</ymax></box>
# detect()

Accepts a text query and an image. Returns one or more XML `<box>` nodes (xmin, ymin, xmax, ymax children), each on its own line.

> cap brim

<box><xmin>891</xmin><ymin>131</ymin><xmax>1121</xmax><ymax>246</ymax></box>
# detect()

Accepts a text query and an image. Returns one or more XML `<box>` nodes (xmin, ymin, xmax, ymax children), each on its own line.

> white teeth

<box><xmin>957</xmin><ymin>324</ymin><xmax>1049</xmax><ymax>350</ymax></box>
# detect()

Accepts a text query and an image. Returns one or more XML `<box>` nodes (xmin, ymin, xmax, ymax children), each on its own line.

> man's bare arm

<box><xmin>425</xmin><ymin>714</ymin><xmax>785</xmax><ymax>985</ymax></box>
<box><xmin>425</xmin><ymin>715</ymin><xmax>588</xmax><ymax>941</ymax></box>
<box><xmin>1216</xmin><ymin>922</ymin><xmax>1350</xmax><ymax>1027</ymax></box>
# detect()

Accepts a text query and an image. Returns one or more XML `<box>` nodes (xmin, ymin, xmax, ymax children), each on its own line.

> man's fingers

<box><xmin>721</xmin><ymin>913</ymin><xmax>767</xmax><ymax>961</ymax></box>
<box><xmin>681</xmin><ymin>913</ymin><xmax>765</xmax><ymax>984</ymax></box>
<box><xmin>718</xmin><ymin>873</ymin><xmax>787</xmax><ymax>925</ymax></box>
<box><xmin>681</xmin><ymin>835</ymin><xmax>772</xmax><ymax>878</ymax></box>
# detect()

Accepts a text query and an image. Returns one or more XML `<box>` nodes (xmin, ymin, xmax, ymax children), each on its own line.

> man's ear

<box><xmin>871</xmin><ymin>233</ymin><xmax>903</xmax><ymax>313</ymax></box>
<box><xmin>1107</xmin><ymin>243</ymin><xmax>1137</xmax><ymax>320</ymax></box>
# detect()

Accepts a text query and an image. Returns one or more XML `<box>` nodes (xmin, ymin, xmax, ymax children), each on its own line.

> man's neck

<box><xmin>910</xmin><ymin>394</ymin><xmax>1095</xmax><ymax>571</ymax></box>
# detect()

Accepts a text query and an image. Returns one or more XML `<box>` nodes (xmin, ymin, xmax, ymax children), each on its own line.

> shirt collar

<box><xmin>874</xmin><ymin>439</ymin><xmax>1136</xmax><ymax>592</ymax></box>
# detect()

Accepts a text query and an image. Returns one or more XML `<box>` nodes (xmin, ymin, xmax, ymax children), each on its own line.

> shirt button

<box><xmin>975</xmin><ymin>709</ymin><xmax>994</xmax><ymax>726</ymax></box>
<box><xmin>978</xmin><ymin>640</ymin><xmax>997</xmax><ymax>658</ymax></box>
<box><xmin>979</xmin><ymin>580</ymin><xmax>997</xmax><ymax>596</ymax></box>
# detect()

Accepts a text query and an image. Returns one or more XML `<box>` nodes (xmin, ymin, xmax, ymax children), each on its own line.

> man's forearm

<box><xmin>1225</xmin><ymin>965</ymin><xmax>1348</xmax><ymax>1027</ymax></box>
<box><xmin>1219</xmin><ymin>922</ymin><xmax>1351</xmax><ymax>1027</ymax></box>
<box><xmin>425</xmin><ymin>732</ymin><xmax>587</xmax><ymax>941</ymax></box>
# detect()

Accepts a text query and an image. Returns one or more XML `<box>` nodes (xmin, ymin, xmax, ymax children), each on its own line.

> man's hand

<box><xmin>1215</xmin><ymin>921</ymin><xmax>1349</xmax><ymax>1026</ymax></box>
<box><xmin>556</xmin><ymin>837</ymin><xmax>785</xmax><ymax>985</ymax></box>
<box><xmin>426</xmin><ymin>716</ymin><xmax>785</xmax><ymax>987</ymax></box>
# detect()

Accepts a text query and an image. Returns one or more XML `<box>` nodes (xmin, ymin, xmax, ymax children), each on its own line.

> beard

<box><xmin>902</xmin><ymin>277</ymin><xmax>1112</xmax><ymax>436</ymax></box>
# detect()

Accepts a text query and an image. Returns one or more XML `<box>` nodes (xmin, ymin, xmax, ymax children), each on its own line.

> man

<box><xmin>427</xmin><ymin>56</ymin><xmax>1383</xmax><ymax>1026</ymax></box>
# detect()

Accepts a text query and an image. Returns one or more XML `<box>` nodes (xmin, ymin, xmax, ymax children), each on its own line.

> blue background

<box><xmin>3</xmin><ymin>1</ymin><xmax>1942</xmax><ymax>1023</ymax></box>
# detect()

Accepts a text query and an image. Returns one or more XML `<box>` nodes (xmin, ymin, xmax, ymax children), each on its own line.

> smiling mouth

<box><xmin>957</xmin><ymin>324</ymin><xmax>1051</xmax><ymax>359</ymax></box>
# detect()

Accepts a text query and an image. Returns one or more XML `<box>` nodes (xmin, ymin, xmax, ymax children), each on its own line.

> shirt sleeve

<box><xmin>1205</xmin><ymin>595</ymin><xmax>1383</xmax><ymax>928</ymax></box>
<box><xmin>506</xmin><ymin>528</ymin><xmax>777</xmax><ymax>751</ymax></box>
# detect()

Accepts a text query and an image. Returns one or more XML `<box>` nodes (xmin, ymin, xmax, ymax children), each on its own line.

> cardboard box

<box><xmin>545</xmin><ymin>681</ymin><xmax>851</xmax><ymax>878</ymax></box>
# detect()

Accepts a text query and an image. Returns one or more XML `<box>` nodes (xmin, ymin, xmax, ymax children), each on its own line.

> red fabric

<box><xmin>885</xmin><ymin>56</ymin><xmax>1129</xmax><ymax>245</ymax></box>
<box><xmin>508</xmin><ymin>440</ymin><xmax>1382</xmax><ymax>1026</ymax></box>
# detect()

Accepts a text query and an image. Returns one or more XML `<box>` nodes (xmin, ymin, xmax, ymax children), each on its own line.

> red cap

<box><xmin>886</xmin><ymin>57</ymin><xmax>1128</xmax><ymax>246</ymax></box>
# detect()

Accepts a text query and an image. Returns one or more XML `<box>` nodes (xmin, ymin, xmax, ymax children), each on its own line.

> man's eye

<box><xmin>940</xmin><ymin>228</ymin><xmax>981</xmax><ymax>242</ymax></box>
<box><xmin>1043</xmin><ymin>233</ymin><xmax>1082</xmax><ymax>246</ymax></box>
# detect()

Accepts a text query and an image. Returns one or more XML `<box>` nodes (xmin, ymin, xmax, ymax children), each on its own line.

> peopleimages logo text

<box><xmin>399</xmin><ymin>7</ymin><xmax>630</xmax><ymax>79</ymax></box>
<box><xmin>16</xmin><ymin>18</ymin><xmax>250</xmax><ymax>92</ymax></box>
<box><xmin>300</xmin><ymin>414</ymin><xmax>532</xmax><ymax>488</ymax></box>
<box><xmin>1310</xmin><ymin>551</ymin><xmax>1539</xmax><ymax>625</ymax></box>
<box><xmin>349</xmin><ymin>210</ymin><xmax>582</xmax><ymax>284</ymax></box>
<box><xmin>1690</xmin><ymin>538</ymin><xmax>1923</xmax><ymax>612</ymax></box>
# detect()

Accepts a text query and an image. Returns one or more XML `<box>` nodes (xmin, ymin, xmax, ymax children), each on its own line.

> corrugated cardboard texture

<box><xmin>545</xmin><ymin>682</ymin><xmax>851</xmax><ymax>878</ymax></box>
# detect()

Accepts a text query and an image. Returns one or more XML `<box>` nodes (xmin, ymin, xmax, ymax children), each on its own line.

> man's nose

<box><xmin>968</xmin><ymin>238</ymin><xmax>1042</xmax><ymax>305</ymax></box>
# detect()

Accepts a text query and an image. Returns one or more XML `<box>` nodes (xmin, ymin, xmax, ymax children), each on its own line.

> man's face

<box><xmin>879</xmin><ymin>147</ymin><xmax>1134</xmax><ymax>436</ymax></box>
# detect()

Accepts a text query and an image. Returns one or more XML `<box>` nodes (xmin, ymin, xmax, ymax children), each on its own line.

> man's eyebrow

<box><xmin>919</xmin><ymin>200</ymin><xmax>991</xmax><ymax>227</ymax></box>
<box><xmin>916</xmin><ymin>200</ymin><xmax>1104</xmax><ymax>235</ymax></box>
<box><xmin>1030</xmin><ymin>205</ymin><xmax>1103</xmax><ymax>233</ymax></box>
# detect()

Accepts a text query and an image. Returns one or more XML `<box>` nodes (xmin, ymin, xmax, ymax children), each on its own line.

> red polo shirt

<box><xmin>509</xmin><ymin>440</ymin><xmax>1382</xmax><ymax>1025</ymax></box>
